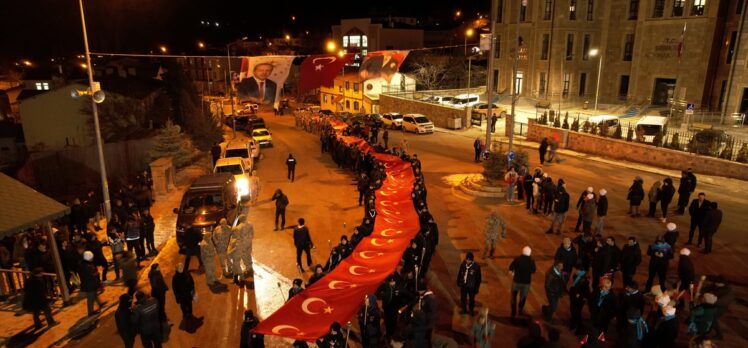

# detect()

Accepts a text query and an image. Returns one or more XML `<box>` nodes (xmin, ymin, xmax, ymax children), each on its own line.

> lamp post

<box><xmin>464</xmin><ymin>28</ymin><xmax>474</xmax><ymax>55</ymax></box>
<box><xmin>226</xmin><ymin>37</ymin><xmax>248</xmax><ymax>136</ymax></box>
<box><xmin>589</xmin><ymin>48</ymin><xmax>603</xmax><ymax>112</ymax></box>
<box><xmin>76</xmin><ymin>0</ymin><xmax>111</xmax><ymax>221</ymax></box>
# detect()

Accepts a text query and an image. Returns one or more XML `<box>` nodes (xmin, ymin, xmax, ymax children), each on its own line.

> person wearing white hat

<box><xmin>532</xmin><ymin>178</ymin><xmax>542</xmax><ymax>214</ymax></box>
<box><xmin>652</xmin><ymin>305</ymin><xmax>679</xmax><ymax>347</ymax></box>
<box><xmin>596</xmin><ymin>189</ymin><xmax>608</xmax><ymax>233</ymax></box>
<box><xmin>79</xmin><ymin>250</ymin><xmax>105</xmax><ymax>316</ymax></box>
<box><xmin>581</xmin><ymin>193</ymin><xmax>597</xmax><ymax>234</ymax></box>
<box><xmin>509</xmin><ymin>246</ymin><xmax>536</xmax><ymax>317</ymax></box>
<box><xmin>663</xmin><ymin>223</ymin><xmax>679</xmax><ymax>250</ymax></box>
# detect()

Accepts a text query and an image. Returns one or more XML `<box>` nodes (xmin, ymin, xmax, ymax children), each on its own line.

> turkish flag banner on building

<box><xmin>253</xmin><ymin>132</ymin><xmax>420</xmax><ymax>341</ymax></box>
<box><xmin>358</xmin><ymin>50</ymin><xmax>410</xmax><ymax>83</ymax></box>
<box><xmin>299</xmin><ymin>54</ymin><xmax>353</xmax><ymax>94</ymax></box>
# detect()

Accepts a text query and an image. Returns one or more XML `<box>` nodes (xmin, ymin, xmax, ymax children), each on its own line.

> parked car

<box><xmin>635</xmin><ymin>116</ymin><xmax>668</xmax><ymax>143</ymax></box>
<box><xmin>213</xmin><ymin>157</ymin><xmax>251</xmax><ymax>200</ymax></box>
<box><xmin>173</xmin><ymin>173</ymin><xmax>239</xmax><ymax>251</ymax></box>
<box><xmin>223</xmin><ymin>139</ymin><xmax>258</xmax><ymax>169</ymax></box>
<box><xmin>473</xmin><ymin>103</ymin><xmax>507</xmax><ymax>118</ymax></box>
<box><xmin>422</xmin><ymin>96</ymin><xmax>454</xmax><ymax>105</ymax></box>
<box><xmin>319</xmin><ymin>110</ymin><xmax>335</xmax><ymax>116</ymax></box>
<box><xmin>382</xmin><ymin>113</ymin><xmax>404</xmax><ymax>129</ymax></box>
<box><xmin>449</xmin><ymin>94</ymin><xmax>481</xmax><ymax>108</ymax></box>
<box><xmin>402</xmin><ymin>114</ymin><xmax>434</xmax><ymax>134</ymax></box>
<box><xmin>688</xmin><ymin>129</ymin><xmax>728</xmax><ymax>155</ymax></box>
<box><xmin>252</xmin><ymin>127</ymin><xmax>273</xmax><ymax>147</ymax></box>
<box><xmin>226</xmin><ymin>115</ymin><xmax>250</xmax><ymax>129</ymax></box>
<box><xmin>588</xmin><ymin>115</ymin><xmax>621</xmax><ymax>136</ymax></box>
<box><xmin>245</xmin><ymin>117</ymin><xmax>266</xmax><ymax>132</ymax></box>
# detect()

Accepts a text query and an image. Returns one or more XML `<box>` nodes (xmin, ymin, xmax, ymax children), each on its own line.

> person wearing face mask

<box><xmin>457</xmin><ymin>252</ymin><xmax>482</xmax><ymax>315</ymax></box>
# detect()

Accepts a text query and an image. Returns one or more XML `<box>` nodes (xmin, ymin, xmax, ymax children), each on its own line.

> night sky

<box><xmin>0</xmin><ymin>0</ymin><xmax>485</xmax><ymax>60</ymax></box>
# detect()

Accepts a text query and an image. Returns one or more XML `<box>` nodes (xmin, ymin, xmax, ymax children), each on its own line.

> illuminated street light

<box><xmin>326</xmin><ymin>41</ymin><xmax>337</xmax><ymax>52</ymax></box>
<box><xmin>337</xmin><ymin>50</ymin><xmax>345</xmax><ymax>58</ymax></box>
<box><xmin>198</xmin><ymin>41</ymin><xmax>205</xmax><ymax>49</ymax></box>
<box><xmin>589</xmin><ymin>48</ymin><xmax>603</xmax><ymax>111</ymax></box>
<box><xmin>589</xmin><ymin>48</ymin><xmax>599</xmax><ymax>57</ymax></box>
<box><xmin>285</xmin><ymin>34</ymin><xmax>291</xmax><ymax>40</ymax></box>
<box><xmin>22</xmin><ymin>60</ymin><xmax>32</xmax><ymax>67</ymax></box>
<box><xmin>159</xmin><ymin>45</ymin><xmax>167</xmax><ymax>53</ymax></box>
<box><xmin>456</xmin><ymin>10</ymin><xmax>461</xmax><ymax>17</ymax></box>
<box><xmin>80</xmin><ymin>63</ymin><xmax>87</xmax><ymax>69</ymax></box>
<box><xmin>291</xmin><ymin>15</ymin><xmax>296</xmax><ymax>21</ymax></box>
<box><xmin>464</xmin><ymin>28</ymin><xmax>474</xmax><ymax>55</ymax></box>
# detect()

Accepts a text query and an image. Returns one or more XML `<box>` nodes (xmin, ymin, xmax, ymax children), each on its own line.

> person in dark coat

<box><xmin>509</xmin><ymin>246</ymin><xmax>536</xmax><ymax>317</ymax></box>
<box><xmin>293</xmin><ymin>218</ymin><xmax>313</xmax><ymax>272</ymax></box>
<box><xmin>618</xmin><ymin>281</ymin><xmax>645</xmax><ymax>333</ymax></box>
<box><xmin>524</xmin><ymin>172</ymin><xmax>535</xmax><ymax>211</ymax></box>
<box><xmin>544</xmin><ymin>260</ymin><xmax>566</xmax><ymax>322</ymax></box>
<box><xmin>141</xmin><ymin>209</ymin><xmax>156</xmax><ymax>256</ymax></box>
<box><xmin>288</xmin><ymin>278</ymin><xmax>303</xmax><ymax>300</ymax></box>
<box><xmin>554</xmin><ymin>238</ymin><xmax>577</xmax><ymax>274</ymax></box>
<box><xmin>79</xmin><ymin>251</ymin><xmax>104</xmax><ymax>316</ymax></box>
<box><xmin>132</xmin><ymin>291</ymin><xmax>162</xmax><ymax>348</ymax></box>
<box><xmin>378</xmin><ymin>274</ymin><xmax>404</xmax><ymax>339</ymax></box>
<box><xmin>620</xmin><ymin>237</ymin><xmax>642</xmax><ymax>286</ymax></box>
<box><xmin>569</xmin><ymin>270</ymin><xmax>590</xmax><ymax>334</ymax></box>
<box><xmin>148</xmin><ymin>263</ymin><xmax>169</xmax><ymax>323</ymax></box>
<box><xmin>358</xmin><ymin>294</ymin><xmax>382</xmax><ymax>348</ymax></box>
<box><xmin>663</xmin><ymin>223</ymin><xmax>679</xmax><ymax>250</ymax></box>
<box><xmin>23</xmin><ymin>268</ymin><xmax>58</xmax><ymax>329</ymax></box>
<box><xmin>645</xmin><ymin>236</ymin><xmax>673</xmax><ymax>291</ymax></box>
<box><xmin>596</xmin><ymin>189</ymin><xmax>608</xmax><ymax>233</ymax></box>
<box><xmin>85</xmin><ymin>232</ymin><xmax>109</xmax><ymax>282</ymax></box>
<box><xmin>659</xmin><ymin>177</ymin><xmax>676</xmax><ymax>221</ymax></box>
<box><xmin>592</xmin><ymin>237</ymin><xmax>620</xmax><ymax>290</ymax></box>
<box><xmin>307</xmin><ymin>264</ymin><xmax>326</xmax><ymax>286</ymax></box>
<box><xmin>473</xmin><ymin>137</ymin><xmax>482</xmax><ymax>162</ymax></box>
<box><xmin>548</xmin><ymin>185</ymin><xmax>570</xmax><ymax>235</ymax></box>
<box><xmin>240</xmin><ymin>310</ymin><xmax>264</xmax><ymax>348</ymax></box>
<box><xmin>676</xmin><ymin>169</ymin><xmax>697</xmax><ymax>214</ymax></box>
<box><xmin>316</xmin><ymin>321</ymin><xmax>347</xmax><ymax>348</ymax></box>
<box><xmin>649</xmin><ymin>305</ymin><xmax>679</xmax><ymax>348</ymax></box>
<box><xmin>575</xmin><ymin>187</ymin><xmax>594</xmax><ymax>232</ymax></box>
<box><xmin>457</xmin><ymin>252</ymin><xmax>482</xmax><ymax>315</ymax></box>
<box><xmin>627</xmin><ymin>177</ymin><xmax>645</xmax><ymax>217</ymax></box>
<box><xmin>539</xmin><ymin>137</ymin><xmax>549</xmax><ymax>165</ymax></box>
<box><xmin>677</xmin><ymin>248</ymin><xmax>695</xmax><ymax>293</ymax></box>
<box><xmin>589</xmin><ymin>278</ymin><xmax>617</xmax><ymax>335</ymax></box>
<box><xmin>702</xmin><ymin>202</ymin><xmax>722</xmax><ymax>253</ymax></box>
<box><xmin>172</xmin><ymin>263</ymin><xmax>195</xmax><ymax>319</ymax></box>
<box><xmin>286</xmin><ymin>154</ymin><xmax>297</xmax><ymax>182</ymax></box>
<box><xmin>115</xmin><ymin>294</ymin><xmax>136</xmax><ymax>348</ymax></box>
<box><xmin>210</xmin><ymin>142</ymin><xmax>221</xmax><ymax>166</ymax></box>
<box><xmin>516</xmin><ymin>320</ymin><xmax>547</xmax><ymax>348</ymax></box>
<box><xmin>271</xmin><ymin>189</ymin><xmax>289</xmax><ymax>230</ymax></box>
<box><xmin>357</xmin><ymin>173</ymin><xmax>370</xmax><ymax>206</ymax></box>
<box><xmin>686</xmin><ymin>192</ymin><xmax>710</xmax><ymax>245</ymax></box>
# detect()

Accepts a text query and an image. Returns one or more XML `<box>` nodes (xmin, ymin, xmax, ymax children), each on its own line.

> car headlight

<box><xmin>236</xmin><ymin>178</ymin><xmax>249</xmax><ymax>196</ymax></box>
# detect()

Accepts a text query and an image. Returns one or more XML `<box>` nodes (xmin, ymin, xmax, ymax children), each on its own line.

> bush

<box><xmin>613</xmin><ymin>123</ymin><xmax>623</xmax><ymax>139</ymax></box>
<box><xmin>668</xmin><ymin>132</ymin><xmax>682</xmax><ymax>150</ymax></box>
<box><xmin>571</xmin><ymin>117</ymin><xmax>580</xmax><ymax>131</ymax></box>
<box><xmin>482</xmin><ymin>143</ymin><xmax>529</xmax><ymax>180</ymax></box>
<box><xmin>553</xmin><ymin>113</ymin><xmax>561</xmax><ymax>128</ymax></box>
<box><xmin>719</xmin><ymin>140</ymin><xmax>734</xmax><ymax>160</ymax></box>
<box><xmin>590</xmin><ymin>124</ymin><xmax>598</xmax><ymax>135</ymax></box>
<box><xmin>582</xmin><ymin>121</ymin><xmax>591</xmax><ymax>133</ymax></box>
<box><xmin>626</xmin><ymin>126</ymin><xmax>634</xmax><ymax>142</ymax></box>
<box><xmin>148</xmin><ymin>119</ymin><xmax>198</xmax><ymax>168</ymax></box>
<box><xmin>653</xmin><ymin>131</ymin><xmax>664</xmax><ymax>147</ymax></box>
<box><xmin>599</xmin><ymin>122</ymin><xmax>609</xmax><ymax>137</ymax></box>
<box><xmin>736</xmin><ymin>143</ymin><xmax>748</xmax><ymax>163</ymax></box>
<box><xmin>562</xmin><ymin>112</ymin><xmax>570</xmax><ymax>129</ymax></box>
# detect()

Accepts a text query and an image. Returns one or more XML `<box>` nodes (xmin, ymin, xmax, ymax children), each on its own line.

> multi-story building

<box><xmin>491</xmin><ymin>0</ymin><xmax>743</xmax><ymax>112</ymax></box>
<box><xmin>320</xmin><ymin>73</ymin><xmax>416</xmax><ymax>114</ymax></box>
<box><xmin>332</xmin><ymin>18</ymin><xmax>425</xmax><ymax>57</ymax></box>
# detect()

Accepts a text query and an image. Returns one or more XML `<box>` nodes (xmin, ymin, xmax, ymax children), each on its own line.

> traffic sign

<box><xmin>686</xmin><ymin>103</ymin><xmax>695</xmax><ymax>111</ymax></box>
<box><xmin>508</xmin><ymin>151</ymin><xmax>516</xmax><ymax>162</ymax></box>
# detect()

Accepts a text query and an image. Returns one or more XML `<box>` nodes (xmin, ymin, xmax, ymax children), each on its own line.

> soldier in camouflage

<box><xmin>233</xmin><ymin>215</ymin><xmax>255</xmax><ymax>278</ymax></box>
<box><xmin>199</xmin><ymin>230</ymin><xmax>218</xmax><ymax>286</ymax></box>
<box><xmin>483</xmin><ymin>210</ymin><xmax>507</xmax><ymax>259</ymax></box>
<box><xmin>213</xmin><ymin>218</ymin><xmax>232</xmax><ymax>277</ymax></box>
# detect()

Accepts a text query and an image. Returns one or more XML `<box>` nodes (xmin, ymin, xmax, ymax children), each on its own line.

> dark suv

<box><xmin>173</xmin><ymin>173</ymin><xmax>239</xmax><ymax>253</ymax></box>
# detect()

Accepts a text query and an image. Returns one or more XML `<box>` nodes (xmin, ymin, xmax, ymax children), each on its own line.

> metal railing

<box><xmin>0</xmin><ymin>267</ymin><xmax>60</xmax><ymax>299</ymax></box>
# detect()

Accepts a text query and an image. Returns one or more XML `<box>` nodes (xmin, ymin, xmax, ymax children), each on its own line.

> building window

<box><xmin>579</xmin><ymin>72</ymin><xmax>587</xmax><ymax>96</ymax></box>
<box><xmin>339</xmin><ymin>86</ymin><xmax>343</xmax><ymax>93</ymax></box>
<box><xmin>345</xmin><ymin>81</ymin><xmax>350</xmax><ymax>90</ymax></box>
<box><xmin>569</xmin><ymin>0</ymin><xmax>577</xmax><ymax>20</ymax></box>
<box><xmin>672</xmin><ymin>0</ymin><xmax>684</xmax><ymax>16</ymax></box>
<box><xmin>541</xmin><ymin>34</ymin><xmax>550</xmax><ymax>60</ymax></box>
<box><xmin>353</xmin><ymin>83</ymin><xmax>359</xmax><ymax>92</ymax></box>
<box><xmin>727</xmin><ymin>31</ymin><xmax>737</xmax><ymax>64</ymax></box>
<box><xmin>346</xmin><ymin>100</ymin><xmax>350</xmax><ymax>109</ymax></box>
<box><xmin>514</xmin><ymin>71</ymin><xmax>524</xmax><ymax>95</ymax></box>
<box><xmin>563</xmin><ymin>73</ymin><xmax>571</xmax><ymax>97</ymax></box>
<box><xmin>583</xmin><ymin>34</ymin><xmax>591</xmax><ymax>60</ymax></box>
<box><xmin>653</xmin><ymin>0</ymin><xmax>665</xmax><ymax>17</ymax></box>
<box><xmin>619</xmin><ymin>75</ymin><xmax>630</xmax><ymax>98</ymax></box>
<box><xmin>35</xmin><ymin>82</ymin><xmax>49</xmax><ymax>90</ymax></box>
<box><xmin>493</xmin><ymin>69</ymin><xmax>500</xmax><ymax>92</ymax></box>
<box><xmin>498</xmin><ymin>0</ymin><xmax>504</xmax><ymax>23</ymax></box>
<box><xmin>629</xmin><ymin>0</ymin><xmax>639</xmax><ymax>19</ymax></box>
<box><xmin>539</xmin><ymin>72</ymin><xmax>547</xmax><ymax>96</ymax></box>
<box><xmin>544</xmin><ymin>0</ymin><xmax>553</xmax><ymax>20</ymax></box>
<box><xmin>520</xmin><ymin>1</ymin><xmax>527</xmax><ymax>22</ymax></box>
<box><xmin>566</xmin><ymin>34</ymin><xmax>574</xmax><ymax>60</ymax></box>
<box><xmin>35</xmin><ymin>82</ymin><xmax>42</xmax><ymax>90</ymax></box>
<box><xmin>587</xmin><ymin>0</ymin><xmax>594</xmax><ymax>20</ymax></box>
<box><xmin>692</xmin><ymin>0</ymin><xmax>706</xmax><ymax>15</ymax></box>
<box><xmin>623</xmin><ymin>34</ymin><xmax>634</xmax><ymax>61</ymax></box>
<box><xmin>353</xmin><ymin>101</ymin><xmax>359</xmax><ymax>110</ymax></box>
<box><xmin>323</xmin><ymin>94</ymin><xmax>328</xmax><ymax>103</ymax></box>
<box><xmin>496</xmin><ymin>35</ymin><xmax>501</xmax><ymax>58</ymax></box>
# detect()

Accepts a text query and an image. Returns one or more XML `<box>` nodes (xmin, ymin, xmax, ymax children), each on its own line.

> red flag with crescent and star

<box><xmin>299</xmin><ymin>54</ymin><xmax>353</xmax><ymax>94</ymax></box>
<box><xmin>252</xmin><ymin>127</ymin><xmax>420</xmax><ymax>341</ymax></box>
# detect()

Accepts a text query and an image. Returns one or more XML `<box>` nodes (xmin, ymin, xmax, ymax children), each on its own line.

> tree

<box><xmin>571</xmin><ymin>117</ymin><xmax>580</xmax><ymax>132</ymax></box>
<box><xmin>148</xmin><ymin>120</ymin><xmax>197</xmax><ymax>168</ymax></box>
<box><xmin>736</xmin><ymin>143</ymin><xmax>748</xmax><ymax>163</ymax></box>
<box><xmin>582</xmin><ymin>120</ymin><xmax>590</xmax><ymax>133</ymax></box>
<box><xmin>483</xmin><ymin>142</ymin><xmax>528</xmax><ymax>181</ymax></box>
<box><xmin>626</xmin><ymin>125</ymin><xmax>634</xmax><ymax>141</ymax></box>
<box><xmin>562</xmin><ymin>112</ymin><xmax>570</xmax><ymax>129</ymax></box>
<box><xmin>668</xmin><ymin>132</ymin><xmax>682</xmax><ymax>150</ymax></box>
<box><xmin>410</xmin><ymin>56</ymin><xmax>449</xmax><ymax>90</ymax></box>
<box><xmin>613</xmin><ymin>123</ymin><xmax>623</xmax><ymax>139</ymax></box>
<box><xmin>653</xmin><ymin>131</ymin><xmax>664</xmax><ymax>147</ymax></box>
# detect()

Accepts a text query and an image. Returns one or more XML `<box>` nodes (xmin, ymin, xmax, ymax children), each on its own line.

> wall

<box><xmin>380</xmin><ymin>94</ymin><xmax>467</xmax><ymax>128</ymax></box>
<box><xmin>527</xmin><ymin>121</ymin><xmax>748</xmax><ymax>180</ymax></box>
<box><xmin>19</xmin><ymin>83</ymin><xmax>93</xmax><ymax>151</ymax></box>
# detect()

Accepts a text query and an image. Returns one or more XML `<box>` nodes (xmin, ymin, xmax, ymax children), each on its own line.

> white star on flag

<box><xmin>315</xmin><ymin>64</ymin><xmax>324</xmax><ymax>71</ymax></box>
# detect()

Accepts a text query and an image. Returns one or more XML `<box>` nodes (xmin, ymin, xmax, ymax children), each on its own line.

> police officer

<box><xmin>288</xmin><ymin>279</ymin><xmax>304</xmax><ymax>300</ymax></box>
<box><xmin>240</xmin><ymin>310</ymin><xmax>264</xmax><ymax>348</ymax></box>
<box><xmin>293</xmin><ymin>218</ymin><xmax>313</xmax><ymax>272</ymax></box>
<box><xmin>271</xmin><ymin>189</ymin><xmax>289</xmax><ymax>231</ymax></box>
<box><xmin>457</xmin><ymin>252</ymin><xmax>482</xmax><ymax>315</ymax></box>
<box><xmin>316</xmin><ymin>322</ymin><xmax>347</xmax><ymax>348</ymax></box>
<box><xmin>286</xmin><ymin>154</ymin><xmax>297</xmax><ymax>182</ymax></box>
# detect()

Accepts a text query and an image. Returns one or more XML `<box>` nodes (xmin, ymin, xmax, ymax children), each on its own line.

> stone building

<box><xmin>491</xmin><ymin>0</ymin><xmax>744</xmax><ymax>112</ymax></box>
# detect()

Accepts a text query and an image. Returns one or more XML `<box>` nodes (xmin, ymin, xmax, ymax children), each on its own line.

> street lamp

<box><xmin>198</xmin><ymin>41</ymin><xmax>205</xmax><ymax>49</ymax></box>
<box><xmin>589</xmin><ymin>48</ymin><xmax>603</xmax><ymax>112</ymax></box>
<box><xmin>159</xmin><ymin>45</ymin><xmax>167</xmax><ymax>54</ymax></box>
<box><xmin>285</xmin><ymin>34</ymin><xmax>291</xmax><ymax>40</ymax></box>
<box><xmin>326</xmin><ymin>40</ymin><xmax>337</xmax><ymax>52</ymax></box>
<box><xmin>464</xmin><ymin>28</ymin><xmax>474</xmax><ymax>55</ymax></box>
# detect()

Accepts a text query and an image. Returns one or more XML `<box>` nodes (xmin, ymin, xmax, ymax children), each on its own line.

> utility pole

<box><xmin>485</xmin><ymin>0</ymin><xmax>499</xmax><ymax>152</ymax></box>
<box><xmin>509</xmin><ymin>0</ymin><xmax>522</xmax><ymax>154</ymax></box>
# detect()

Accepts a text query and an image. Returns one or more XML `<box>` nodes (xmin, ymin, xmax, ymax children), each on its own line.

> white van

<box><xmin>223</xmin><ymin>140</ymin><xmax>256</xmax><ymax>171</ymax></box>
<box><xmin>588</xmin><ymin>115</ymin><xmax>621</xmax><ymax>136</ymax></box>
<box><xmin>635</xmin><ymin>116</ymin><xmax>668</xmax><ymax>143</ymax></box>
<box><xmin>450</xmin><ymin>94</ymin><xmax>481</xmax><ymax>108</ymax></box>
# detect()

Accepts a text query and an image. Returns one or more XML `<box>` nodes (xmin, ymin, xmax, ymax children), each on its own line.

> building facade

<box><xmin>332</xmin><ymin>18</ymin><xmax>425</xmax><ymax>57</ymax></box>
<box><xmin>492</xmin><ymin>0</ymin><xmax>742</xmax><ymax>111</ymax></box>
<box><xmin>320</xmin><ymin>73</ymin><xmax>416</xmax><ymax>114</ymax></box>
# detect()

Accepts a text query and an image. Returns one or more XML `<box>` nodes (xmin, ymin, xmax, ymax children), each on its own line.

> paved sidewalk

<box><xmin>0</xmin><ymin>161</ymin><xmax>207</xmax><ymax>348</ymax></box>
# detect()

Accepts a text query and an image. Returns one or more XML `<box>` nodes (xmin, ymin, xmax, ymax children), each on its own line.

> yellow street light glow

<box><xmin>466</xmin><ymin>28</ymin><xmax>474</xmax><ymax>37</ymax></box>
<box><xmin>291</xmin><ymin>15</ymin><xmax>296</xmax><ymax>21</ymax></box>
<box><xmin>80</xmin><ymin>63</ymin><xmax>87</xmax><ymax>69</ymax></box>
<box><xmin>285</xmin><ymin>34</ymin><xmax>291</xmax><ymax>40</ymax></box>
<box><xmin>589</xmin><ymin>48</ymin><xmax>599</xmax><ymax>57</ymax></box>
<box><xmin>198</xmin><ymin>41</ymin><xmax>205</xmax><ymax>48</ymax></box>
<box><xmin>337</xmin><ymin>50</ymin><xmax>345</xmax><ymax>58</ymax></box>
<box><xmin>22</xmin><ymin>60</ymin><xmax>32</xmax><ymax>66</ymax></box>
<box><xmin>456</xmin><ymin>10</ymin><xmax>461</xmax><ymax>17</ymax></box>
<box><xmin>326</xmin><ymin>41</ymin><xmax>337</xmax><ymax>52</ymax></box>
<box><xmin>159</xmin><ymin>45</ymin><xmax>167</xmax><ymax>53</ymax></box>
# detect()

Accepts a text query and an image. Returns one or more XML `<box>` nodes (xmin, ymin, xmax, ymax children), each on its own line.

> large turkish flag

<box><xmin>253</xmin><ymin>133</ymin><xmax>420</xmax><ymax>341</ymax></box>
<box><xmin>299</xmin><ymin>54</ymin><xmax>353</xmax><ymax>94</ymax></box>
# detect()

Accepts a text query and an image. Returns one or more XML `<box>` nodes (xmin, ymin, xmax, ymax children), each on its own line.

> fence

<box><xmin>532</xmin><ymin>114</ymin><xmax>748</xmax><ymax>163</ymax></box>
<box><xmin>381</xmin><ymin>87</ymin><xmax>488</xmax><ymax>107</ymax></box>
<box><xmin>0</xmin><ymin>267</ymin><xmax>60</xmax><ymax>298</ymax></box>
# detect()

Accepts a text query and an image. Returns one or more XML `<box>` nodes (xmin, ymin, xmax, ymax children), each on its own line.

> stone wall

<box><xmin>527</xmin><ymin>121</ymin><xmax>748</xmax><ymax>180</ymax></box>
<box><xmin>379</xmin><ymin>94</ymin><xmax>467</xmax><ymax>129</ymax></box>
